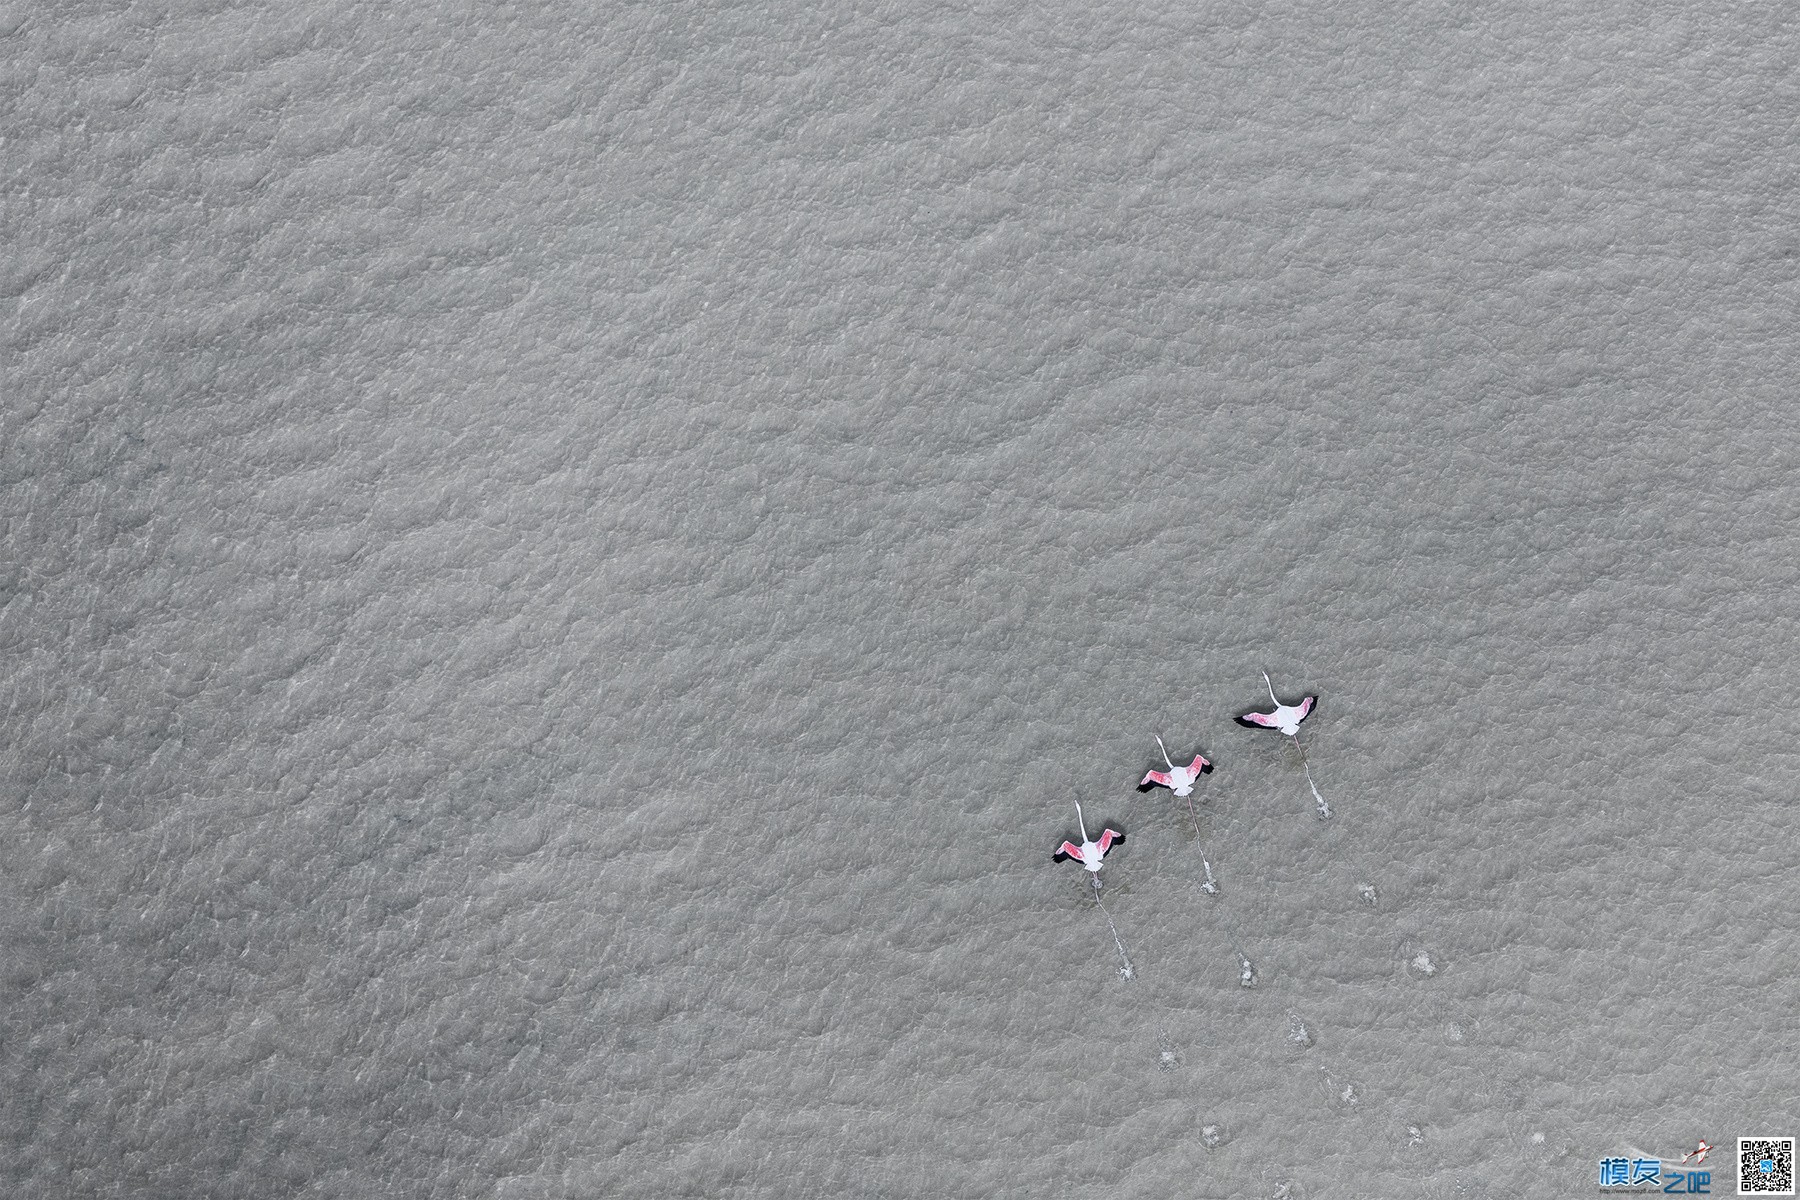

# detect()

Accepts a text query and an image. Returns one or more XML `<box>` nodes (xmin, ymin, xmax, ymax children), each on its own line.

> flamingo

<box><xmin>1138</xmin><ymin>734</ymin><xmax>1212</xmax><ymax>797</ymax></box>
<box><xmin>1051</xmin><ymin>801</ymin><xmax>1135</xmax><ymax>980</ymax></box>
<box><xmin>1235</xmin><ymin>671</ymin><xmax>1331</xmax><ymax>819</ymax></box>
<box><xmin>1138</xmin><ymin>734</ymin><xmax>1219</xmax><ymax>890</ymax></box>
<box><xmin>1052</xmin><ymin>800</ymin><xmax>1126</xmax><ymax>874</ymax></box>
<box><xmin>1234</xmin><ymin>671</ymin><xmax>1316</xmax><ymax>738</ymax></box>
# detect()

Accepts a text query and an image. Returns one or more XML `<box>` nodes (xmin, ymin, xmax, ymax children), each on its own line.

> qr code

<box><xmin>1740</xmin><ymin>1137</ymin><xmax>1795</xmax><ymax>1195</ymax></box>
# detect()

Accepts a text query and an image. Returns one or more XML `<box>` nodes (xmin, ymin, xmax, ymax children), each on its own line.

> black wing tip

<box><xmin>1199</xmin><ymin>760</ymin><xmax>1215</xmax><ymax>774</ymax></box>
<box><xmin>1052</xmin><ymin>848</ymin><xmax>1072</xmax><ymax>863</ymax></box>
<box><xmin>1136</xmin><ymin>781</ymin><xmax>1157</xmax><ymax>792</ymax></box>
<box><xmin>1233</xmin><ymin>714</ymin><xmax>1261</xmax><ymax>728</ymax></box>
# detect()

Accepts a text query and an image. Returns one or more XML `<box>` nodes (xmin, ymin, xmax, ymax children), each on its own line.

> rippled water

<box><xmin>8</xmin><ymin>3</ymin><xmax>1800</xmax><ymax>1197</ymax></box>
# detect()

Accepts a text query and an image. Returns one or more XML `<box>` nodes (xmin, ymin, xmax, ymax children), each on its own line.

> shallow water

<box><xmin>7</xmin><ymin>2</ymin><xmax>1800</xmax><ymax>1197</ymax></box>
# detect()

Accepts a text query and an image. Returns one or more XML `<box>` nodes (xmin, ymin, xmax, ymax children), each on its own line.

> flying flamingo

<box><xmin>1138</xmin><ymin>735</ymin><xmax>1220</xmax><ymax>893</ymax></box>
<box><xmin>1234</xmin><ymin>671</ymin><xmax>1316</xmax><ymax>737</ymax></box>
<box><xmin>1053</xmin><ymin>800</ymin><xmax>1126</xmax><ymax>875</ymax></box>
<box><xmin>1137</xmin><ymin>735</ymin><xmax>1212</xmax><ymax>798</ymax></box>
<box><xmin>1235</xmin><ymin>672</ymin><xmax>1331</xmax><ymax>819</ymax></box>
<box><xmin>1051</xmin><ymin>801</ymin><xmax>1135</xmax><ymax>980</ymax></box>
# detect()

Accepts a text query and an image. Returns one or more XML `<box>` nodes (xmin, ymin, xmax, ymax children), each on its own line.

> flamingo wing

<box><xmin>1296</xmin><ymin>695</ymin><xmax>1316</xmax><ymax>721</ymax></box>
<box><xmin>1235</xmin><ymin>710</ymin><xmax>1279</xmax><ymax>729</ymax></box>
<box><xmin>1097</xmin><ymin>827</ymin><xmax>1125</xmax><ymax>853</ymax></box>
<box><xmin>1053</xmin><ymin>841</ymin><xmax>1085</xmax><ymax>863</ymax></box>
<box><xmin>1188</xmin><ymin>755</ymin><xmax>1213</xmax><ymax>775</ymax></box>
<box><xmin>1139</xmin><ymin>770</ymin><xmax>1170</xmax><ymax>791</ymax></box>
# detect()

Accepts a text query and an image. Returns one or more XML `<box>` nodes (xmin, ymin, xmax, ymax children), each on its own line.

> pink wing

<box><xmin>1140</xmin><ymin>770</ymin><xmax>1170</xmax><ymax>788</ymax></box>
<box><xmin>1187</xmin><ymin>755</ymin><xmax>1211</xmax><ymax>774</ymax></box>
<box><xmin>1236</xmin><ymin>710</ymin><xmax>1279</xmax><ymax>728</ymax></box>
<box><xmin>1297</xmin><ymin>696</ymin><xmax>1316</xmax><ymax>720</ymax></box>
<box><xmin>1053</xmin><ymin>841</ymin><xmax>1084</xmax><ymax>862</ymax></box>
<box><xmin>1096</xmin><ymin>827</ymin><xmax>1125</xmax><ymax>853</ymax></box>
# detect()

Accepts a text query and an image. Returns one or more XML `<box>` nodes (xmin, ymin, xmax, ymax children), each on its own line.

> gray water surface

<box><xmin>7</xmin><ymin>3</ymin><xmax>1800</xmax><ymax>1197</ymax></box>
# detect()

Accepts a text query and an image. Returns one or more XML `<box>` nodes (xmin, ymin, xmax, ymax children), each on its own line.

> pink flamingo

<box><xmin>1138</xmin><ymin>734</ymin><xmax>1212</xmax><ymax>798</ymax></box>
<box><xmin>1051</xmin><ymin>801</ymin><xmax>1135</xmax><ymax>980</ymax></box>
<box><xmin>1234</xmin><ymin>671</ymin><xmax>1316</xmax><ymax>737</ymax></box>
<box><xmin>1236</xmin><ymin>672</ymin><xmax>1331</xmax><ymax>819</ymax></box>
